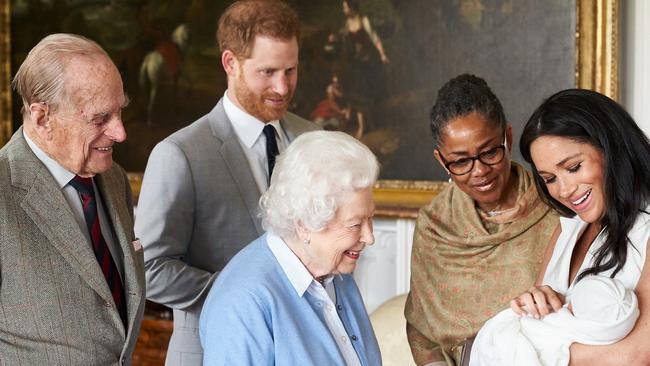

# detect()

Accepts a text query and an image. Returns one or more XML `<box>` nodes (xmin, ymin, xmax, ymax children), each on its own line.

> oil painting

<box><xmin>1</xmin><ymin>0</ymin><xmax>618</xmax><ymax>213</ymax></box>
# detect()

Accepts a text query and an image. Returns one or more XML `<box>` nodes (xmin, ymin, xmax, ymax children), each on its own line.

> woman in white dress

<box><xmin>510</xmin><ymin>88</ymin><xmax>650</xmax><ymax>365</ymax></box>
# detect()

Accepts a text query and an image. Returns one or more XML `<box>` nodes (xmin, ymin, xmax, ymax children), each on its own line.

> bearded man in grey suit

<box><xmin>0</xmin><ymin>34</ymin><xmax>145</xmax><ymax>365</ymax></box>
<box><xmin>134</xmin><ymin>0</ymin><xmax>319</xmax><ymax>364</ymax></box>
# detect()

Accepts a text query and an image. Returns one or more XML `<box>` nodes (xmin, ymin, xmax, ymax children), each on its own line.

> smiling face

<box><xmin>434</xmin><ymin>111</ymin><xmax>514</xmax><ymax>211</ymax></box>
<box><xmin>303</xmin><ymin>188</ymin><xmax>375</xmax><ymax>277</ymax></box>
<box><xmin>530</xmin><ymin>135</ymin><xmax>606</xmax><ymax>223</ymax></box>
<box><xmin>227</xmin><ymin>35</ymin><xmax>298</xmax><ymax>122</ymax></box>
<box><xmin>46</xmin><ymin>55</ymin><xmax>127</xmax><ymax>177</ymax></box>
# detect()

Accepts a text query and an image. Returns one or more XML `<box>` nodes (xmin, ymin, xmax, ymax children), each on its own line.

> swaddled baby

<box><xmin>470</xmin><ymin>275</ymin><xmax>639</xmax><ymax>366</ymax></box>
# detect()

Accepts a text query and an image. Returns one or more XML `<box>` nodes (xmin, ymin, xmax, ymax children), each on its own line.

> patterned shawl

<box><xmin>405</xmin><ymin>163</ymin><xmax>559</xmax><ymax>365</ymax></box>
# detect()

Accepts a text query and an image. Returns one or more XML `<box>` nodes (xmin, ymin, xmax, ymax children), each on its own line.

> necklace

<box><xmin>485</xmin><ymin>206</ymin><xmax>518</xmax><ymax>217</ymax></box>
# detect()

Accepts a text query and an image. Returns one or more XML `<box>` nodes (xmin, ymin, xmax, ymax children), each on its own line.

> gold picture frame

<box><xmin>0</xmin><ymin>0</ymin><xmax>619</xmax><ymax>218</ymax></box>
<box><xmin>0</xmin><ymin>0</ymin><xmax>11</xmax><ymax>145</ymax></box>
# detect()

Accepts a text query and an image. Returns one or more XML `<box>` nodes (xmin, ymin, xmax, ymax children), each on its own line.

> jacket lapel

<box><xmin>208</xmin><ymin>100</ymin><xmax>264</xmax><ymax>235</ymax></box>
<box><xmin>280</xmin><ymin>111</ymin><xmax>315</xmax><ymax>142</ymax></box>
<box><xmin>96</xmin><ymin>171</ymin><xmax>144</xmax><ymax>338</ymax></box>
<box><xmin>11</xmin><ymin>137</ymin><xmax>114</xmax><ymax>306</ymax></box>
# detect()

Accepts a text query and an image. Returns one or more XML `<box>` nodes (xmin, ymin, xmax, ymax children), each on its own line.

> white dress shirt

<box><xmin>223</xmin><ymin>91</ymin><xmax>289</xmax><ymax>193</ymax></box>
<box><xmin>23</xmin><ymin>131</ymin><xmax>124</xmax><ymax>280</ymax></box>
<box><xmin>267</xmin><ymin>233</ymin><xmax>362</xmax><ymax>366</ymax></box>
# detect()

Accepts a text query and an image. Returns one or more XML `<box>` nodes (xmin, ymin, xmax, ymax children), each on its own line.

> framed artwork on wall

<box><xmin>0</xmin><ymin>0</ymin><xmax>618</xmax><ymax>217</ymax></box>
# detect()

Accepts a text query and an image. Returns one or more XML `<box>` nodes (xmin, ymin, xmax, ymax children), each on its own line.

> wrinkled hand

<box><xmin>510</xmin><ymin>285</ymin><xmax>565</xmax><ymax>319</ymax></box>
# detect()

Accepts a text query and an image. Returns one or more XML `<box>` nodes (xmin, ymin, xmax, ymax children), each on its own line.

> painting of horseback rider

<box><xmin>139</xmin><ymin>21</ymin><xmax>191</xmax><ymax>126</ymax></box>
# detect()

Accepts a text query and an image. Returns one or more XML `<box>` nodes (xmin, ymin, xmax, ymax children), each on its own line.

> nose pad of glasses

<box><xmin>471</xmin><ymin>158</ymin><xmax>491</xmax><ymax>174</ymax></box>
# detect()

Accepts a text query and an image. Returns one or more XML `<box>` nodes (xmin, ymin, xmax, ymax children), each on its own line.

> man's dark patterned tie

<box><xmin>69</xmin><ymin>175</ymin><xmax>127</xmax><ymax>327</ymax></box>
<box><xmin>263</xmin><ymin>124</ymin><xmax>279</xmax><ymax>180</ymax></box>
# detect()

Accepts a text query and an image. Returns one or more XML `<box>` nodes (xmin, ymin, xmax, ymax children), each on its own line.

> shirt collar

<box><xmin>223</xmin><ymin>90</ymin><xmax>282</xmax><ymax>148</ymax></box>
<box><xmin>267</xmin><ymin>232</ymin><xmax>325</xmax><ymax>297</ymax></box>
<box><xmin>23</xmin><ymin>131</ymin><xmax>75</xmax><ymax>189</ymax></box>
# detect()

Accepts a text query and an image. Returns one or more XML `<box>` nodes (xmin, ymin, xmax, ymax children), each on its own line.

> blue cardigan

<box><xmin>199</xmin><ymin>234</ymin><xmax>382</xmax><ymax>365</ymax></box>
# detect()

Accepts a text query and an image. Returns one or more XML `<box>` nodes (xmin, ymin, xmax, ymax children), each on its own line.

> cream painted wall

<box><xmin>353</xmin><ymin>218</ymin><xmax>415</xmax><ymax>314</ymax></box>
<box><xmin>622</xmin><ymin>0</ymin><xmax>650</xmax><ymax>136</ymax></box>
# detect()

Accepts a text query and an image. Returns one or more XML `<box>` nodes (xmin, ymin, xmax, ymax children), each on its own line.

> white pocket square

<box><xmin>132</xmin><ymin>239</ymin><xmax>143</xmax><ymax>251</ymax></box>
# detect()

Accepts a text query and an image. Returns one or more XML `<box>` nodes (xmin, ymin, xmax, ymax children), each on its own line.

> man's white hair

<box><xmin>12</xmin><ymin>33</ymin><xmax>109</xmax><ymax>120</ymax></box>
<box><xmin>260</xmin><ymin>130</ymin><xmax>379</xmax><ymax>239</ymax></box>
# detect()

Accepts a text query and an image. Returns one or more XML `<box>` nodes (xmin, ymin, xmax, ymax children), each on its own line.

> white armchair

<box><xmin>369</xmin><ymin>294</ymin><xmax>416</xmax><ymax>366</ymax></box>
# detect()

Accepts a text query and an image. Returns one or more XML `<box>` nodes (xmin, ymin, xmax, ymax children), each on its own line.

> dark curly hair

<box><xmin>520</xmin><ymin>88</ymin><xmax>650</xmax><ymax>281</ymax></box>
<box><xmin>429</xmin><ymin>74</ymin><xmax>506</xmax><ymax>147</ymax></box>
<box><xmin>343</xmin><ymin>0</ymin><xmax>361</xmax><ymax>13</ymax></box>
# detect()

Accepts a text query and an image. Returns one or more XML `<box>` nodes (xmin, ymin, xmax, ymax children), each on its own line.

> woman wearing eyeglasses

<box><xmin>404</xmin><ymin>74</ymin><xmax>559</xmax><ymax>366</ymax></box>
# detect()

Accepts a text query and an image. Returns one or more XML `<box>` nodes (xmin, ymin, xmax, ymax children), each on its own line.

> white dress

<box><xmin>543</xmin><ymin>208</ymin><xmax>650</xmax><ymax>298</ymax></box>
<box><xmin>470</xmin><ymin>208</ymin><xmax>650</xmax><ymax>366</ymax></box>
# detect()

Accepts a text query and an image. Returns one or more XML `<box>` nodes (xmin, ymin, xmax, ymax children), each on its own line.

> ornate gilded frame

<box><xmin>0</xmin><ymin>0</ymin><xmax>619</xmax><ymax>218</ymax></box>
<box><xmin>0</xmin><ymin>0</ymin><xmax>10</xmax><ymax>145</ymax></box>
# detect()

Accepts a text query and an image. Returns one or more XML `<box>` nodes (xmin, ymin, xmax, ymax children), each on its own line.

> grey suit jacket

<box><xmin>0</xmin><ymin>129</ymin><xmax>146</xmax><ymax>366</ymax></box>
<box><xmin>135</xmin><ymin>99</ymin><xmax>319</xmax><ymax>365</ymax></box>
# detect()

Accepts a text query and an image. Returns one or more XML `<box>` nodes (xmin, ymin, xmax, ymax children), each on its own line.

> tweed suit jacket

<box><xmin>135</xmin><ymin>99</ymin><xmax>319</xmax><ymax>366</ymax></box>
<box><xmin>0</xmin><ymin>129</ymin><xmax>146</xmax><ymax>366</ymax></box>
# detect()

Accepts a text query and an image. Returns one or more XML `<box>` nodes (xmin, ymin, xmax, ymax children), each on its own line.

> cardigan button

<box><xmin>337</xmin><ymin>304</ymin><xmax>343</xmax><ymax>311</ymax></box>
<box><xmin>351</xmin><ymin>335</ymin><xmax>358</xmax><ymax>341</ymax></box>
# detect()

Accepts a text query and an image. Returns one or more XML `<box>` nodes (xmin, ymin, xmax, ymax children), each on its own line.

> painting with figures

<box><xmin>7</xmin><ymin>0</ymin><xmax>576</xmax><ymax>181</ymax></box>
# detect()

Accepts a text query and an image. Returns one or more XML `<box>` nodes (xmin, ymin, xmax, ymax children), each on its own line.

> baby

<box><xmin>470</xmin><ymin>275</ymin><xmax>639</xmax><ymax>366</ymax></box>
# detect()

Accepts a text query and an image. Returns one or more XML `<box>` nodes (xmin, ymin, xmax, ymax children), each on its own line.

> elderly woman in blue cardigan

<box><xmin>199</xmin><ymin>131</ymin><xmax>382</xmax><ymax>365</ymax></box>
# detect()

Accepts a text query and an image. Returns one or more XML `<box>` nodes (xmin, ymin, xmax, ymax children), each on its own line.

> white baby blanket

<box><xmin>470</xmin><ymin>275</ymin><xmax>639</xmax><ymax>366</ymax></box>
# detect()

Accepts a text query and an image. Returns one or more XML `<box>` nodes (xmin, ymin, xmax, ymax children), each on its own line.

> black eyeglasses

<box><xmin>438</xmin><ymin>136</ymin><xmax>507</xmax><ymax>175</ymax></box>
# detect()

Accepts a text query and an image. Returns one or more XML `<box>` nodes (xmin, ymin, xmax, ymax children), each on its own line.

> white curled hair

<box><xmin>260</xmin><ymin>130</ymin><xmax>379</xmax><ymax>239</ymax></box>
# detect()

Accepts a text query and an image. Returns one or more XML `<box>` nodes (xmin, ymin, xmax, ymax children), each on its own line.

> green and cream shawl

<box><xmin>405</xmin><ymin>163</ymin><xmax>559</xmax><ymax>365</ymax></box>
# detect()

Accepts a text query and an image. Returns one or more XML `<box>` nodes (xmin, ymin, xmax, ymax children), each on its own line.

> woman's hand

<box><xmin>510</xmin><ymin>285</ymin><xmax>565</xmax><ymax>319</ymax></box>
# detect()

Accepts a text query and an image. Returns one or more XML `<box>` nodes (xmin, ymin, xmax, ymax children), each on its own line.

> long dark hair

<box><xmin>520</xmin><ymin>89</ymin><xmax>650</xmax><ymax>280</ymax></box>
